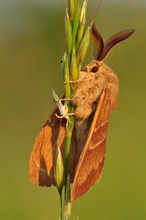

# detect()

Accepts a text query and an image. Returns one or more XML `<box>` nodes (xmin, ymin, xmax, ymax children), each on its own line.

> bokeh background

<box><xmin>0</xmin><ymin>0</ymin><xmax>146</xmax><ymax>219</ymax></box>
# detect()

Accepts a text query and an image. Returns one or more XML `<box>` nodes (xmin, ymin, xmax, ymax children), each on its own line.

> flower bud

<box><xmin>76</xmin><ymin>0</ymin><xmax>87</xmax><ymax>49</ymax></box>
<box><xmin>69</xmin><ymin>0</ymin><xmax>75</xmax><ymax>21</ymax></box>
<box><xmin>63</xmin><ymin>52</ymin><xmax>71</xmax><ymax>98</ymax></box>
<box><xmin>54</xmin><ymin>149</ymin><xmax>65</xmax><ymax>193</ymax></box>
<box><xmin>65</xmin><ymin>9</ymin><xmax>72</xmax><ymax>55</ymax></box>
<box><xmin>80</xmin><ymin>0</ymin><xmax>87</xmax><ymax>25</ymax></box>
<box><xmin>70</xmin><ymin>48</ymin><xmax>79</xmax><ymax>90</ymax></box>
<box><xmin>77</xmin><ymin>24</ymin><xmax>91</xmax><ymax>69</ymax></box>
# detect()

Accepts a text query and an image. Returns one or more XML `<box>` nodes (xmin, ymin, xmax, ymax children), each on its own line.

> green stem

<box><xmin>59</xmin><ymin>191</ymin><xmax>63</xmax><ymax>220</ymax></box>
<box><xmin>60</xmin><ymin>1</ymin><xmax>90</xmax><ymax>219</ymax></box>
<box><xmin>72</xmin><ymin>1</ymin><xmax>80</xmax><ymax>50</ymax></box>
<box><xmin>64</xmin><ymin>106</ymin><xmax>74</xmax><ymax>220</ymax></box>
<box><xmin>64</xmin><ymin>176</ymin><xmax>71</xmax><ymax>220</ymax></box>
<box><xmin>64</xmin><ymin>108</ymin><xmax>74</xmax><ymax>178</ymax></box>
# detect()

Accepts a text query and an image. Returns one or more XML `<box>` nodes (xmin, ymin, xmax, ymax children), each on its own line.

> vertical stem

<box><xmin>64</xmin><ymin>106</ymin><xmax>74</xmax><ymax>220</ymax></box>
<box><xmin>64</xmin><ymin>109</ymin><xmax>74</xmax><ymax>178</ymax></box>
<box><xmin>64</xmin><ymin>176</ymin><xmax>71</xmax><ymax>220</ymax></box>
<box><xmin>60</xmin><ymin>0</ymin><xmax>90</xmax><ymax>219</ymax></box>
<box><xmin>59</xmin><ymin>191</ymin><xmax>63</xmax><ymax>220</ymax></box>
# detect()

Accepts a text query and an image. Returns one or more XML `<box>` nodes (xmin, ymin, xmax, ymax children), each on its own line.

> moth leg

<box><xmin>58</xmin><ymin>98</ymin><xmax>71</xmax><ymax>102</ymax></box>
<box><xmin>55</xmin><ymin>112</ymin><xmax>75</xmax><ymax>126</ymax></box>
<box><xmin>64</xmin><ymin>78</ymin><xmax>83</xmax><ymax>84</ymax></box>
<box><xmin>55</xmin><ymin>112</ymin><xmax>75</xmax><ymax>119</ymax></box>
<box><xmin>64</xmin><ymin>75</ymin><xmax>99</xmax><ymax>84</ymax></box>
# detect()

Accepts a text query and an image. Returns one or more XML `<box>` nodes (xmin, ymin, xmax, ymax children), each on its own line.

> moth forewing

<box><xmin>71</xmin><ymin>63</ymin><xmax>119</xmax><ymax>201</ymax></box>
<box><xmin>71</xmin><ymin>90</ymin><xmax>107</xmax><ymax>201</ymax></box>
<box><xmin>70</xmin><ymin>24</ymin><xmax>134</xmax><ymax>201</ymax></box>
<box><xmin>29</xmin><ymin>108</ymin><xmax>66</xmax><ymax>187</ymax></box>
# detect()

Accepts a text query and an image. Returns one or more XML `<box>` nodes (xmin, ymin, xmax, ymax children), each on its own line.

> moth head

<box><xmin>85</xmin><ymin>60</ymin><xmax>100</xmax><ymax>73</ymax></box>
<box><xmin>91</xmin><ymin>23</ymin><xmax>135</xmax><ymax>63</ymax></box>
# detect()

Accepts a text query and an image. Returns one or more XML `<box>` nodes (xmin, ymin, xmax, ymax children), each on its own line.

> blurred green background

<box><xmin>0</xmin><ymin>0</ymin><xmax>146</xmax><ymax>219</ymax></box>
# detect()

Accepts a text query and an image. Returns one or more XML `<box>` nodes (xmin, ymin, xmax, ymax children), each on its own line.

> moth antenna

<box><xmin>91</xmin><ymin>23</ymin><xmax>104</xmax><ymax>60</ymax></box>
<box><xmin>98</xmin><ymin>29</ymin><xmax>135</xmax><ymax>61</ymax></box>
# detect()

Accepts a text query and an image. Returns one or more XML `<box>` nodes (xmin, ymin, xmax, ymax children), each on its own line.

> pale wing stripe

<box><xmin>89</xmin><ymin>135</ymin><xmax>106</xmax><ymax>150</ymax></box>
<box><xmin>32</xmin><ymin>156</ymin><xmax>52</xmax><ymax>178</ymax></box>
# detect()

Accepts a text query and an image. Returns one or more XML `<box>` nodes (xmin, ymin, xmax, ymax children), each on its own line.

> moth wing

<box><xmin>29</xmin><ymin>108</ymin><xmax>66</xmax><ymax>187</ymax></box>
<box><xmin>71</xmin><ymin>89</ymin><xmax>111</xmax><ymax>201</ymax></box>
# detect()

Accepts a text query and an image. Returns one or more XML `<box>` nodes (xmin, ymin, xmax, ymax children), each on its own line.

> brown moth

<box><xmin>29</xmin><ymin>23</ymin><xmax>135</xmax><ymax>201</ymax></box>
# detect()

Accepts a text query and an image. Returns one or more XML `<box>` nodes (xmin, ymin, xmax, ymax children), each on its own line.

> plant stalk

<box><xmin>58</xmin><ymin>1</ymin><xmax>90</xmax><ymax>219</ymax></box>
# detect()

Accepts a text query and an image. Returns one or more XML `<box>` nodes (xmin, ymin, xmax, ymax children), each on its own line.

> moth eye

<box><xmin>91</xmin><ymin>66</ymin><xmax>99</xmax><ymax>73</ymax></box>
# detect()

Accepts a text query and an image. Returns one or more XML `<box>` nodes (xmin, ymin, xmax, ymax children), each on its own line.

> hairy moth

<box><xmin>29</xmin><ymin>23</ymin><xmax>135</xmax><ymax>201</ymax></box>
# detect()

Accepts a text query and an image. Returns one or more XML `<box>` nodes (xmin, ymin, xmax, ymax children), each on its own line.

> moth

<box><xmin>29</xmin><ymin>23</ymin><xmax>135</xmax><ymax>201</ymax></box>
